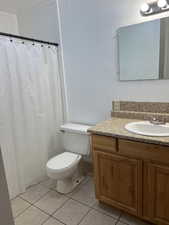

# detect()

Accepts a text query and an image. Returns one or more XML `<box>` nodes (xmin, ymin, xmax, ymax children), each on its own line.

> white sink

<box><xmin>125</xmin><ymin>121</ymin><xmax>169</xmax><ymax>137</ymax></box>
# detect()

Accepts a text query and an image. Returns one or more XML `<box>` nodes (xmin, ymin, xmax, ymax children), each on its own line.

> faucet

<box><xmin>150</xmin><ymin>117</ymin><xmax>166</xmax><ymax>125</ymax></box>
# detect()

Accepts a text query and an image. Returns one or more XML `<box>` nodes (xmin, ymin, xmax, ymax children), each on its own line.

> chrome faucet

<box><xmin>150</xmin><ymin>117</ymin><xmax>166</xmax><ymax>125</ymax></box>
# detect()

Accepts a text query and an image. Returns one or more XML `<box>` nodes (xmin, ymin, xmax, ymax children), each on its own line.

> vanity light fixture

<box><xmin>140</xmin><ymin>0</ymin><xmax>169</xmax><ymax>16</ymax></box>
<box><xmin>140</xmin><ymin>3</ymin><xmax>151</xmax><ymax>13</ymax></box>
<box><xmin>157</xmin><ymin>0</ymin><xmax>168</xmax><ymax>8</ymax></box>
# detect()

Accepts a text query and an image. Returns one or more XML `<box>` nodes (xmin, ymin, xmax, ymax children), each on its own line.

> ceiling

<box><xmin>0</xmin><ymin>0</ymin><xmax>46</xmax><ymax>13</ymax></box>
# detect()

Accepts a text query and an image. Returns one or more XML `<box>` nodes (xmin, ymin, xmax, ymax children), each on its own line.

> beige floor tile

<box><xmin>93</xmin><ymin>201</ymin><xmax>121</xmax><ymax>219</ymax></box>
<box><xmin>14</xmin><ymin>206</ymin><xmax>49</xmax><ymax>225</ymax></box>
<box><xmin>116</xmin><ymin>222</ymin><xmax>129</xmax><ymax>225</ymax></box>
<box><xmin>40</xmin><ymin>178</ymin><xmax>56</xmax><ymax>189</ymax></box>
<box><xmin>43</xmin><ymin>217</ymin><xmax>64</xmax><ymax>225</ymax></box>
<box><xmin>69</xmin><ymin>178</ymin><xmax>96</xmax><ymax>206</ymax></box>
<box><xmin>120</xmin><ymin>213</ymin><xmax>151</xmax><ymax>225</ymax></box>
<box><xmin>54</xmin><ymin>199</ymin><xmax>90</xmax><ymax>225</ymax></box>
<box><xmin>20</xmin><ymin>184</ymin><xmax>49</xmax><ymax>204</ymax></box>
<box><xmin>11</xmin><ymin>197</ymin><xmax>30</xmax><ymax>218</ymax></box>
<box><xmin>35</xmin><ymin>191</ymin><xmax>68</xmax><ymax>215</ymax></box>
<box><xmin>67</xmin><ymin>176</ymin><xmax>91</xmax><ymax>196</ymax></box>
<box><xmin>79</xmin><ymin>209</ymin><xmax>117</xmax><ymax>225</ymax></box>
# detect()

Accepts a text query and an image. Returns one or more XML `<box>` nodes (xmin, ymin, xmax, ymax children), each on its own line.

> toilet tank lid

<box><xmin>60</xmin><ymin>123</ymin><xmax>91</xmax><ymax>134</ymax></box>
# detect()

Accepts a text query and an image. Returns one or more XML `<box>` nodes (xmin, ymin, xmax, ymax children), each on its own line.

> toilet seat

<box><xmin>46</xmin><ymin>152</ymin><xmax>81</xmax><ymax>172</ymax></box>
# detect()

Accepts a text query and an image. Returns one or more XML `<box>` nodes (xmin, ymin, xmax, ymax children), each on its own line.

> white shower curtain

<box><xmin>0</xmin><ymin>38</ymin><xmax>63</xmax><ymax>199</ymax></box>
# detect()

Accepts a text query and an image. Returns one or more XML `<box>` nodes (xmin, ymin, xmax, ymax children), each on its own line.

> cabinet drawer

<box><xmin>119</xmin><ymin>139</ymin><xmax>169</xmax><ymax>164</ymax></box>
<box><xmin>92</xmin><ymin>135</ymin><xmax>117</xmax><ymax>152</ymax></box>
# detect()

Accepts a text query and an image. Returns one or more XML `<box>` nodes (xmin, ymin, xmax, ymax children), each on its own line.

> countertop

<box><xmin>88</xmin><ymin>118</ymin><xmax>169</xmax><ymax>146</ymax></box>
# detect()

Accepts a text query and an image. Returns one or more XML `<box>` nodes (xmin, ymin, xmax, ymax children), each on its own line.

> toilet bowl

<box><xmin>46</xmin><ymin>123</ymin><xmax>91</xmax><ymax>194</ymax></box>
<box><xmin>46</xmin><ymin>152</ymin><xmax>82</xmax><ymax>193</ymax></box>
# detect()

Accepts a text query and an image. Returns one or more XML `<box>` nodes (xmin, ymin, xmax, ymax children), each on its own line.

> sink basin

<box><xmin>125</xmin><ymin>121</ymin><xmax>169</xmax><ymax>137</ymax></box>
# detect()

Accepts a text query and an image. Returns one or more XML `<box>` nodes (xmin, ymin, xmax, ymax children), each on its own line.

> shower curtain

<box><xmin>0</xmin><ymin>38</ymin><xmax>63</xmax><ymax>199</ymax></box>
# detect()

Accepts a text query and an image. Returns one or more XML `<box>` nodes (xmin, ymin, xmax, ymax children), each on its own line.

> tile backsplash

<box><xmin>112</xmin><ymin>101</ymin><xmax>169</xmax><ymax>122</ymax></box>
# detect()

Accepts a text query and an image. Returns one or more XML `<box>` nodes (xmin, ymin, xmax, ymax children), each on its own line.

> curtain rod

<box><xmin>0</xmin><ymin>32</ymin><xmax>59</xmax><ymax>47</ymax></box>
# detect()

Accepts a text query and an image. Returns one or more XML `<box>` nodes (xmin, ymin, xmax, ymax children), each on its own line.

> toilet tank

<box><xmin>60</xmin><ymin>123</ymin><xmax>91</xmax><ymax>155</ymax></box>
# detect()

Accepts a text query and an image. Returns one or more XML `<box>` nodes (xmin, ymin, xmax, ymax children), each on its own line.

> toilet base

<box><xmin>56</xmin><ymin>176</ymin><xmax>84</xmax><ymax>194</ymax></box>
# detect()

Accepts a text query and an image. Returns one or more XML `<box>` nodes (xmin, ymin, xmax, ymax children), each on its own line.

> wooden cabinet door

<box><xmin>143</xmin><ymin>162</ymin><xmax>169</xmax><ymax>225</ymax></box>
<box><xmin>93</xmin><ymin>150</ymin><xmax>142</xmax><ymax>216</ymax></box>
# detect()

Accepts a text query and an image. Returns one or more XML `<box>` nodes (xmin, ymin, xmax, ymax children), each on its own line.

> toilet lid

<box><xmin>47</xmin><ymin>152</ymin><xmax>81</xmax><ymax>170</ymax></box>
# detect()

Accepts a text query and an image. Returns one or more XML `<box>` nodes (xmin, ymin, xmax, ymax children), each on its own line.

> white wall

<box><xmin>18</xmin><ymin>0</ymin><xmax>59</xmax><ymax>43</ymax></box>
<box><xmin>58</xmin><ymin>0</ymin><xmax>169</xmax><ymax>125</ymax></box>
<box><xmin>0</xmin><ymin>11</ymin><xmax>19</xmax><ymax>34</ymax></box>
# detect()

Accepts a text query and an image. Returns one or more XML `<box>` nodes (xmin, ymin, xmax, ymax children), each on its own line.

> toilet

<box><xmin>46</xmin><ymin>123</ymin><xmax>91</xmax><ymax>194</ymax></box>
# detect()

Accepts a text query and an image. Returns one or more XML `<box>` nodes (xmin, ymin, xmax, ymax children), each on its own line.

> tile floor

<box><xmin>11</xmin><ymin>176</ymin><xmax>151</xmax><ymax>225</ymax></box>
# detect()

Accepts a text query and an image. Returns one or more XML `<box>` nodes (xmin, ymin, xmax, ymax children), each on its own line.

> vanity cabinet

<box><xmin>91</xmin><ymin>134</ymin><xmax>169</xmax><ymax>225</ymax></box>
<box><xmin>143</xmin><ymin>162</ymin><xmax>169</xmax><ymax>225</ymax></box>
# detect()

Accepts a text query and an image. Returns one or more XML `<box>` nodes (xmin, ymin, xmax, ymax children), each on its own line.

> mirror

<box><xmin>118</xmin><ymin>17</ymin><xmax>169</xmax><ymax>81</ymax></box>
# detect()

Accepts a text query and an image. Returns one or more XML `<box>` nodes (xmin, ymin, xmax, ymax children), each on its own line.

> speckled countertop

<box><xmin>88</xmin><ymin>118</ymin><xmax>169</xmax><ymax>146</ymax></box>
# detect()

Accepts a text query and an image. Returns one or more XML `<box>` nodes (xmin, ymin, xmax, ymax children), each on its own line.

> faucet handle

<box><xmin>150</xmin><ymin>117</ymin><xmax>166</xmax><ymax>125</ymax></box>
<box><xmin>151</xmin><ymin>117</ymin><xmax>157</xmax><ymax>122</ymax></box>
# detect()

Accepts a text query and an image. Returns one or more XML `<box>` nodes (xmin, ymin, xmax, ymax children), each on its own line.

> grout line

<box><xmin>32</xmin><ymin>190</ymin><xmax>55</xmax><ymax>204</ymax></box>
<box><xmin>32</xmin><ymin>194</ymin><xmax>69</xmax><ymax>217</ymax></box>
<box><xmin>115</xmin><ymin>220</ymin><xmax>119</xmax><ymax>225</ymax></box>
<box><xmin>20</xmin><ymin>190</ymin><xmax>51</xmax><ymax>205</ymax></box>
<box><xmin>10</xmin><ymin>193</ymin><xmax>23</xmax><ymax>201</ymax></box>
<box><xmin>119</xmin><ymin>211</ymin><xmax>123</xmax><ymax>219</ymax></box>
<box><xmin>44</xmin><ymin>197</ymin><xmax>92</xmax><ymax>225</ymax></box>
<box><xmin>90</xmin><ymin>205</ymin><xmax>122</xmax><ymax>221</ymax></box>
<box><xmin>29</xmin><ymin>188</ymin><xmax>50</xmax><ymax>205</ymax></box>
<box><xmin>41</xmin><ymin>215</ymin><xmax>51</xmax><ymax>225</ymax></box>
<box><xmin>32</xmin><ymin>204</ymin><xmax>53</xmax><ymax>217</ymax></box>
<box><xmin>115</xmin><ymin>214</ymin><xmax>121</xmax><ymax>225</ymax></box>
<box><xmin>18</xmin><ymin>196</ymin><xmax>35</xmax><ymax>206</ymax></box>
<box><xmin>41</xmin><ymin>216</ymin><xmax>66</xmax><ymax>225</ymax></box>
<box><xmin>77</xmin><ymin>208</ymin><xmax>92</xmax><ymax>225</ymax></box>
<box><xmin>19</xmin><ymin>196</ymin><xmax>34</xmax><ymax>205</ymax></box>
<box><xmin>13</xmin><ymin>205</ymin><xmax>32</xmax><ymax>220</ymax></box>
<box><xmin>18</xmin><ymin>192</ymin><xmax>54</xmax><ymax>218</ymax></box>
<box><xmin>49</xmin><ymin>197</ymin><xmax>70</xmax><ymax>217</ymax></box>
<box><xmin>117</xmin><ymin>221</ymin><xmax>129</xmax><ymax>225</ymax></box>
<box><xmin>14</xmin><ymin>200</ymin><xmax>51</xmax><ymax>218</ymax></box>
<box><xmin>51</xmin><ymin>215</ymin><xmax>67</xmax><ymax>225</ymax></box>
<box><xmin>67</xmin><ymin>196</ymin><xmax>122</xmax><ymax>222</ymax></box>
<box><xmin>68</xmin><ymin>196</ymin><xmax>94</xmax><ymax>208</ymax></box>
<box><xmin>50</xmin><ymin>187</ymin><xmax>72</xmax><ymax>197</ymax></box>
<box><xmin>116</xmin><ymin>211</ymin><xmax>125</xmax><ymax>224</ymax></box>
<box><xmin>13</xmin><ymin>178</ymin><xmax>130</xmax><ymax>225</ymax></box>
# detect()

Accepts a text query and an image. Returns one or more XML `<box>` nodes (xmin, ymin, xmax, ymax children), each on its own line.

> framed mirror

<box><xmin>118</xmin><ymin>17</ymin><xmax>169</xmax><ymax>81</ymax></box>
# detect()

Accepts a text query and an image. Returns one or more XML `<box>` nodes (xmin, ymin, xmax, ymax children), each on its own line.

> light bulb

<box><xmin>157</xmin><ymin>0</ymin><xmax>168</xmax><ymax>8</ymax></box>
<box><xmin>140</xmin><ymin>3</ymin><xmax>151</xmax><ymax>13</ymax></box>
